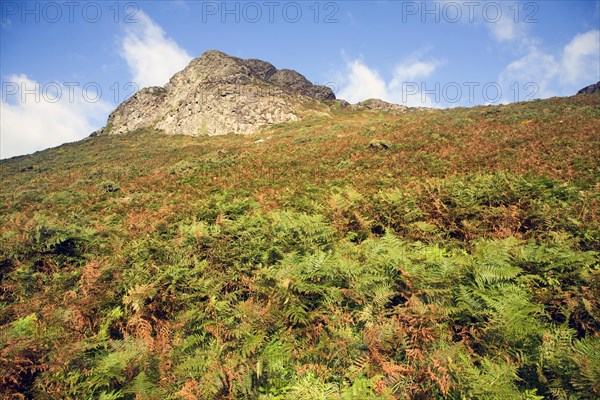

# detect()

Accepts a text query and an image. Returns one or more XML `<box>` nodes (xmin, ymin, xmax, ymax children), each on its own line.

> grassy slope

<box><xmin>1</xmin><ymin>94</ymin><xmax>599</xmax><ymax>399</ymax></box>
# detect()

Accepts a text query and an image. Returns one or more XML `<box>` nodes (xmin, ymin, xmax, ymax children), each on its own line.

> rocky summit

<box><xmin>577</xmin><ymin>81</ymin><xmax>600</xmax><ymax>95</ymax></box>
<box><xmin>97</xmin><ymin>50</ymin><xmax>338</xmax><ymax>137</ymax></box>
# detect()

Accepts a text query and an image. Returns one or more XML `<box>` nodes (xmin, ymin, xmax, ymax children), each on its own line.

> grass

<box><xmin>0</xmin><ymin>93</ymin><xmax>599</xmax><ymax>399</ymax></box>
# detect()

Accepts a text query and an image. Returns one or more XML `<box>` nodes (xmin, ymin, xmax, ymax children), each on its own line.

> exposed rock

<box><xmin>105</xmin><ymin>87</ymin><xmax>167</xmax><ymax>135</ymax></box>
<box><xmin>336</xmin><ymin>100</ymin><xmax>351</xmax><ymax>109</ymax></box>
<box><xmin>270</xmin><ymin>69</ymin><xmax>335</xmax><ymax>101</ymax></box>
<box><xmin>357</xmin><ymin>99</ymin><xmax>408</xmax><ymax>112</ymax></box>
<box><xmin>89</xmin><ymin>127</ymin><xmax>104</xmax><ymax>137</ymax></box>
<box><xmin>100</xmin><ymin>50</ymin><xmax>335</xmax><ymax>137</ymax></box>
<box><xmin>577</xmin><ymin>81</ymin><xmax>600</xmax><ymax>95</ymax></box>
<box><xmin>368</xmin><ymin>139</ymin><xmax>393</xmax><ymax>150</ymax></box>
<box><xmin>351</xmin><ymin>98</ymin><xmax>428</xmax><ymax>114</ymax></box>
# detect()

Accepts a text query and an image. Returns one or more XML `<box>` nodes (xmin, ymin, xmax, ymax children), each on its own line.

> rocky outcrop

<box><xmin>269</xmin><ymin>69</ymin><xmax>335</xmax><ymax>101</ymax></box>
<box><xmin>350</xmin><ymin>98</ymin><xmax>429</xmax><ymax>114</ymax></box>
<box><xmin>105</xmin><ymin>87</ymin><xmax>167</xmax><ymax>135</ymax></box>
<box><xmin>100</xmin><ymin>50</ymin><xmax>336</xmax><ymax>137</ymax></box>
<box><xmin>577</xmin><ymin>81</ymin><xmax>600</xmax><ymax>95</ymax></box>
<box><xmin>353</xmin><ymin>99</ymin><xmax>409</xmax><ymax>113</ymax></box>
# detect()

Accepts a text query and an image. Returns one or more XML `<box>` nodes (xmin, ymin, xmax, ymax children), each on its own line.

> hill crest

<box><xmin>97</xmin><ymin>50</ymin><xmax>338</xmax><ymax>137</ymax></box>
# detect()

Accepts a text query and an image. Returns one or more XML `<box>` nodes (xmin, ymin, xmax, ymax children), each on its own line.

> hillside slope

<box><xmin>1</xmin><ymin>94</ymin><xmax>599</xmax><ymax>399</ymax></box>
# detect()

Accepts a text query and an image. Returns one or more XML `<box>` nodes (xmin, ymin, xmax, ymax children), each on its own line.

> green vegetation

<box><xmin>1</xmin><ymin>93</ymin><xmax>599</xmax><ymax>399</ymax></box>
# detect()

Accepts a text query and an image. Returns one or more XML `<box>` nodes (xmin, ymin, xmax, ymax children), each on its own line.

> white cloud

<box><xmin>0</xmin><ymin>74</ymin><xmax>111</xmax><ymax>159</ymax></box>
<box><xmin>120</xmin><ymin>11</ymin><xmax>192</xmax><ymax>88</ymax></box>
<box><xmin>336</xmin><ymin>55</ymin><xmax>442</xmax><ymax>107</ymax></box>
<box><xmin>562</xmin><ymin>30</ymin><xmax>600</xmax><ymax>85</ymax></box>
<box><xmin>487</xmin><ymin>11</ymin><xmax>522</xmax><ymax>43</ymax></box>
<box><xmin>479</xmin><ymin>5</ymin><xmax>598</xmax><ymax>98</ymax></box>
<box><xmin>499</xmin><ymin>30</ymin><xmax>600</xmax><ymax>100</ymax></box>
<box><xmin>337</xmin><ymin>60</ymin><xmax>389</xmax><ymax>103</ymax></box>
<box><xmin>436</xmin><ymin>0</ymin><xmax>528</xmax><ymax>43</ymax></box>
<box><xmin>0</xmin><ymin>11</ymin><xmax>193</xmax><ymax>159</ymax></box>
<box><xmin>390</xmin><ymin>56</ymin><xmax>441</xmax><ymax>89</ymax></box>
<box><xmin>500</xmin><ymin>48</ymin><xmax>560</xmax><ymax>99</ymax></box>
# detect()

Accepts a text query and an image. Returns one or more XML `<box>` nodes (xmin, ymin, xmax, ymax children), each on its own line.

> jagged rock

<box><xmin>270</xmin><ymin>69</ymin><xmax>335</xmax><ymax>101</ymax></box>
<box><xmin>105</xmin><ymin>87</ymin><xmax>167</xmax><ymax>135</ymax></box>
<box><xmin>577</xmin><ymin>81</ymin><xmax>600</xmax><ymax>95</ymax></box>
<box><xmin>100</xmin><ymin>50</ymin><xmax>335</xmax><ymax>137</ymax></box>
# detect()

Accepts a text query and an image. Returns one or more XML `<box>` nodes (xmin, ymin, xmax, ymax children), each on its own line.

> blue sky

<box><xmin>1</xmin><ymin>0</ymin><xmax>599</xmax><ymax>158</ymax></box>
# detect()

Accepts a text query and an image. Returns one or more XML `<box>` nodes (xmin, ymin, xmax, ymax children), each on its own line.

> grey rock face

<box><xmin>101</xmin><ymin>50</ymin><xmax>335</xmax><ymax>137</ymax></box>
<box><xmin>270</xmin><ymin>69</ymin><xmax>335</xmax><ymax>101</ymax></box>
<box><xmin>106</xmin><ymin>87</ymin><xmax>167</xmax><ymax>135</ymax></box>
<box><xmin>577</xmin><ymin>81</ymin><xmax>600</xmax><ymax>95</ymax></box>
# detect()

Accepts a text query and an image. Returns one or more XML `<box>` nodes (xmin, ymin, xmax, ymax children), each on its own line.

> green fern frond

<box><xmin>571</xmin><ymin>336</ymin><xmax>600</xmax><ymax>395</ymax></box>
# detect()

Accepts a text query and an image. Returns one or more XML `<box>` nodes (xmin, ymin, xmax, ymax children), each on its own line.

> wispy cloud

<box><xmin>119</xmin><ymin>10</ymin><xmax>192</xmax><ymax>88</ymax></box>
<box><xmin>0</xmin><ymin>74</ymin><xmax>111</xmax><ymax>159</ymax></box>
<box><xmin>486</xmin><ymin>8</ymin><xmax>527</xmax><ymax>43</ymax></box>
<box><xmin>435</xmin><ymin>0</ymin><xmax>530</xmax><ymax>43</ymax></box>
<box><xmin>499</xmin><ymin>29</ymin><xmax>600</xmax><ymax>99</ymax></box>
<box><xmin>390</xmin><ymin>54</ymin><xmax>442</xmax><ymax>89</ymax></box>
<box><xmin>169</xmin><ymin>0</ymin><xmax>191</xmax><ymax>12</ymax></box>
